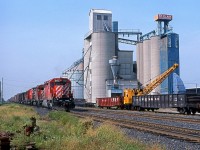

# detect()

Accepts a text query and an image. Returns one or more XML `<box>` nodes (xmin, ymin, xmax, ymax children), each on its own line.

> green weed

<box><xmin>0</xmin><ymin>104</ymin><xmax>163</xmax><ymax>150</ymax></box>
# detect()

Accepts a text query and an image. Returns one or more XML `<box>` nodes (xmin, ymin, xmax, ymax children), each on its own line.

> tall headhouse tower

<box><xmin>84</xmin><ymin>9</ymin><xmax>137</xmax><ymax>103</ymax></box>
<box><xmin>84</xmin><ymin>9</ymin><xmax>116</xmax><ymax>103</ymax></box>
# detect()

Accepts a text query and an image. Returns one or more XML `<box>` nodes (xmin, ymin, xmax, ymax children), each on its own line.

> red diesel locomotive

<box><xmin>9</xmin><ymin>77</ymin><xmax>75</xmax><ymax>111</ymax></box>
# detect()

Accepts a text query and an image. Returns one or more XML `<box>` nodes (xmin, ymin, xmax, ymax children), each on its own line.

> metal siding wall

<box><xmin>106</xmin><ymin>79</ymin><xmax>138</xmax><ymax>94</ymax></box>
<box><xmin>91</xmin><ymin>32</ymin><xmax>116</xmax><ymax>103</ymax></box>
<box><xmin>167</xmin><ymin>33</ymin><xmax>180</xmax><ymax>94</ymax></box>
<box><xmin>160</xmin><ymin>37</ymin><xmax>168</xmax><ymax>94</ymax></box>
<box><xmin>118</xmin><ymin>51</ymin><xmax>135</xmax><ymax>80</ymax></box>
<box><xmin>62</xmin><ymin>70</ymin><xmax>84</xmax><ymax>99</ymax></box>
<box><xmin>89</xmin><ymin>11</ymin><xmax>93</xmax><ymax>31</ymax></box>
<box><xmin>91</xmin><ymin>13</ymin><xmax>112</xmax><ymax>32</ymax></box>
<box><xmin>112</xmin><ymin>21</ymin><xmax>118</xmax><ymax>32</ymax></box>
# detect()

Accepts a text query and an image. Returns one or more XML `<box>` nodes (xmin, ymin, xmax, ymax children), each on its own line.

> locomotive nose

<box><xmin>55</xmin><ymin>85</ymin><xmax>63</xmax><ymax>99</ymax></box>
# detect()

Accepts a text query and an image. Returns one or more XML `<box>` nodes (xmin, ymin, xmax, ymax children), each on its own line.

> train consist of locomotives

<box><xmin>9</xmin><ymin>78</ymin><xmax>75</xmax><ymax>111</ymax></box>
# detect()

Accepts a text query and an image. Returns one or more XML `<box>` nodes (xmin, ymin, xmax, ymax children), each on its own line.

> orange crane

<box><xmin>123</xmin><ymin>63</ymin><xmax>179</xmax><ymax>107</ymax></box>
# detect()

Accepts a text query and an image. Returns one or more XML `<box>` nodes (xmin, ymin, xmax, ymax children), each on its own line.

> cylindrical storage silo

<box><xmin>139</xmin><ymin>42</ymin><xmax>144</xmax><ymax>86</ymax></box>
<box><xmin>83</xmin><ymin>38</ymin><xmax>92</xmax><ymax>101</ymax></box>
<box><xmin>136</xmin><ymin>42</ymin><xmax>143</xmax><ymax>87</ymax></box>
<box><xmin>136</xmin><ymin>43</ymin><xmax>140</xmax><ymax>83</ymax></box>
<box><xmin>150</xmin><ymin>36</ymin><xmax>160</xmax><ymax>94</ymax></box>
<box><xmin>62</xmin><ymin>60</ymin><xmax>84</xmax><ymax>100</ymax></box>
<box><xmin>91</xmin><ymin>32</ymin><xmax>116</xmax><ymax>103</ymax></box>
<box><xmin>143</xmin><ymin>39</ymin><xmax>151</xmax><ymax>86</ymax></box>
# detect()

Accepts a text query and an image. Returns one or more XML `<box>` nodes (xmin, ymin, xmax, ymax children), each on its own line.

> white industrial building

<box><xmin>62</xmin><ymin>9</ymin><xmax>184</xmax><ymax>103</ymax></box>
<box><xmin>83</xmin><ymin>9</ymin><xmax>137</xmax><ymax>103</ymax></box>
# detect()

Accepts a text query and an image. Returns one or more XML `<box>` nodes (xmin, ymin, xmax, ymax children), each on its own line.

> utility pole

<box><xmin>2</xmin><ymin>78</ymin><xmax>3</xmax><ymax>103</ymax></box>
<box><xmin>1</xmin><ymin>78</ymin><xmax>3</xmax><ymax>103</ymax></box>
<box><xmin>196</xmin><ymin>83</ymin><xmax>198</xmax><ymax>94</ymax></box>
<box><xmin>0</xmin><ymin>80</ymin><xmax>1</xmax><ymax>104</ymax></box>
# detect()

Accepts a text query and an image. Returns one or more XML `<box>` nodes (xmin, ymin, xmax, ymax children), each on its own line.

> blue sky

<box><xmin>1</xmin><ymin>0</ymin><xmax>200</xmax><ymax>100</ymax></box>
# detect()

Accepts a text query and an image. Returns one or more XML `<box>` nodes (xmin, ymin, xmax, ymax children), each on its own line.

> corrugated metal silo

<box><xmin>150</xmin><ymin>36</ymin><xmax>160</xmax><ymax>94</ymax></box>
<box><xmin>160</xmin><ymin>36</ymin><xmax>168</xmax><ymax>93</ymax></box>
<box><xmin>91</xmin><ymin>32</ymin><xmax>116</xmax><ymax>103</ymax></box>
<box><xmin>160</xmin><ymin>33</ymin><xmax>180</xmax><ymax>94</ymax></box>
<box><xmin>83</xmin><ymin>38</ymin><xmax>92</xmax><ymax>101</ymax></box>
<box><xmin>62</xmin><ymin>59</ymin><xmax>84</xmax><ymax>99</ymax></box>
<box><xmin>143</xmin><ymin>39</ymin><xmax>151</xmax><ymax>87</ymax></box>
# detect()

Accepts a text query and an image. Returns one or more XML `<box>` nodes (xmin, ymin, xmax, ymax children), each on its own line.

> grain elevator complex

<box><xmin>62</xmin><ymin>9</ymin><xmax>185</xmax><ymax>104</ymax></box>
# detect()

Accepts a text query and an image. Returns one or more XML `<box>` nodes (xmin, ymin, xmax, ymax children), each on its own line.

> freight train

<box><xmin>96</xmin><ymin>93</ymin><xmax>200</xmax><ymax>115</ymax></box>
<box><xmin>9</xmin><ymin>77</ymin><xmax>75</xmax><ymax>111</ymax></box>
<box><xmin>96</xmin><ymin>64</ymin><xmax>200</xmax><ymax>115</ymax></box>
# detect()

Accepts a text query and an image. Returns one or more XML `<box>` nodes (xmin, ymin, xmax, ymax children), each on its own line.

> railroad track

<box><xmin>32</xmin><ymin>105</ymin><xmax>200</xmax><ymax>143</ymax></box>
<box><xmin>74</xmin><ymin>106</ymin><xmax>200</xmax><ymax>125</ymax></box>
<box><xmin>71</xmin><ymin>109</ymin><xmax>200</xmax><ymax>143</ymax></box>
<box><xmin>131</xmin><ymin>112</ymin><xmax>200</xmax><ymax>125</ymax></box>
<box><xmin>104</xmin><ymin>110</ymin><xmax>200</xmax><ymax>125</ymax></box>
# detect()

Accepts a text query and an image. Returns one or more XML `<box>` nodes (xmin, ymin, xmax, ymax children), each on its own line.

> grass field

<box><xmin>0</xmin><ymin>104</ymin><xmax>163</xmax><ymax>150</ymax></box>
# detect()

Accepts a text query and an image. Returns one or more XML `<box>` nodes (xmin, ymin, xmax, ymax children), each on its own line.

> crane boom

<box><xmin>138</xmin><ymin>63</ymin><xmax>179</xmax><ymax>95</ymax></box>
<box><xmin>123</xmin><ymin>63</ymin><xmax>179</xmax><ymax>107</ymax></box>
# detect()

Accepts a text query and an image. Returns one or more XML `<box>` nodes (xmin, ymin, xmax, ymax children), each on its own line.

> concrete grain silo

<box><xmin>84</xmin><ymin>9</ymin><xmax>116</xmax><ymax>103</ymax></box>
<box><xmin>150</xmin><ymin>36</ymin><xmax>160</xmax><ymax>94</ymax></box>
<box><xmin>136</xmin><ymin>42</ymin><xmax>143</xmax><ymax>86</ymax></box>
<box><xmin>143</xmin><ymin>39</ymin><xmax>151</xmax><ymax>86</ymax></box>
<box><xmin>91</xmin><ymin>32</ymin><xmax>116</xmax><ymax>101</ymax></box>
